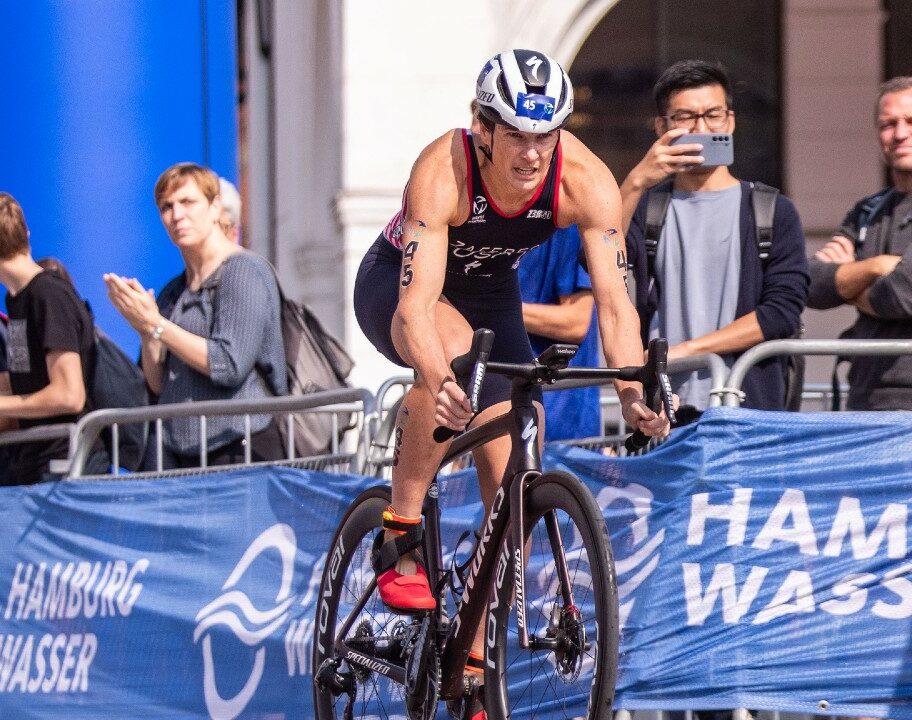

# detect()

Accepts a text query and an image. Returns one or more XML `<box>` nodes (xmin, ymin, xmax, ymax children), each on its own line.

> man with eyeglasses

<box><xmin>621</xmin><ymin>59</ymin><xmax>809</xmax><ymax>418</ymax></box>
<box><xmin>808</xmin><ymin>77</ymin><xmax>912</xmax><ymax>411</ymax></box>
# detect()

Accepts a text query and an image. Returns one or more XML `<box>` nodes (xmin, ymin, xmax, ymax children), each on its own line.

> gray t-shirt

<box><xmin>649</xmin><ymin>184</ymin><xmax>742</xmax><ymax>408</ymax></box>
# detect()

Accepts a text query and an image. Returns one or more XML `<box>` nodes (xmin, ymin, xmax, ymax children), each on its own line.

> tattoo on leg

<box><xmin>392</xmin><ymin>425</ymin><xmax>403</xmax><ymax>466</ymax></box>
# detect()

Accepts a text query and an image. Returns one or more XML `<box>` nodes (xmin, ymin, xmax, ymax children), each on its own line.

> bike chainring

<box><xmin>348</xmin><ymin>620</ymin><xmax>377</xmax><ymax>683</ymax></box>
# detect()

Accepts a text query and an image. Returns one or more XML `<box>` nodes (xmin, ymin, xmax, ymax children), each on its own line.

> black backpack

<box><xmin>89</xmin><ymin>326</ymin><xmax>149</xmax><ymax>470</ymax></box>
<box><xmin>644</xmin><ymin>180</ymin><xmax>805</xmax><ymax>411</ymax></box>
<box><xmin>277</xmin><ymin>288</ymin><xmax>355</xmax><ymax>456</ymax></box>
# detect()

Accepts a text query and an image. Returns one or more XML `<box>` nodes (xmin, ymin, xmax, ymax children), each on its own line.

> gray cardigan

<box><xmin>155</xmin><ymin>252</ymin><xmax>288</xmax><ymax>455</ymax></box>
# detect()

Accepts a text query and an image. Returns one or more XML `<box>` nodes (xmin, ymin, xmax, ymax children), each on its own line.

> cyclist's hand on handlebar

<box><xmin>621</xmin><ymin>393</ymin><xmax>677</xmax><ymax>439</ymax></box>
<box><xmin>434</xmin><ymin>378</ymin><xmax>474</xmax><ymax>431</ymax></box>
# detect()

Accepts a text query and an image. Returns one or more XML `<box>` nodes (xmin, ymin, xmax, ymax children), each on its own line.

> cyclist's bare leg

<box><xmin>388</xmin><ymin>299</ymin><xmax>473</xmax><ymax>575</ymax></box>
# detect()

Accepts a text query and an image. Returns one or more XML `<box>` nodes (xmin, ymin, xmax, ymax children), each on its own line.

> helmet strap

<box><xmin>477</xmin><ymin>124</ymin><xmax>495</xmax><ymax>162</ymax></box>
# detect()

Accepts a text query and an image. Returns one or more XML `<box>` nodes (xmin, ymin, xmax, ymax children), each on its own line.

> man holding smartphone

<box><xmin>620</xmin><ymin>60</ymin><xmax>809</xmax><ymax>417</ymax></box>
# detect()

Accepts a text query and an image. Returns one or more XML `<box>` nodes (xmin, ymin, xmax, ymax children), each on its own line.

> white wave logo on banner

<box><xmin>597</xmin><ymin>484</ymin><xmax>665</xmax><ymax>627</ymax></box>
<box><xmin>193</xmin><ymin>524</ymin><xmax>297</xmax><ymax>720</ymax></box>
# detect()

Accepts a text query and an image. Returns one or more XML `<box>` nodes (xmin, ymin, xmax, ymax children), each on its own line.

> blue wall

<box><xmin>0</xmin><ymin>0</ymin><xmax>238</xmax><ymax>355</ymax></box>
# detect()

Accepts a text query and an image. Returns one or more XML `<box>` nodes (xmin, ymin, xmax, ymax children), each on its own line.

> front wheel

<box><xmin>485</xmin><ymin>470</ymin><xmax>619</xmax><ymax>720</ymax></box>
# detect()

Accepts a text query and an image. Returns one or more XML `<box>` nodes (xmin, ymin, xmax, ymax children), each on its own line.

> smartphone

<box><xmin>670</xmin><ymin>132</ymin><xmax>733</xmax><ymax>167</ymax></box>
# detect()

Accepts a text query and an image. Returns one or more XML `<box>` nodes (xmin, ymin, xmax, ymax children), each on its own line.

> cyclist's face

<box><xmin>489</xmin><ymin>125</ymin><xmax>559</xmax><ymax>192</ymax></box>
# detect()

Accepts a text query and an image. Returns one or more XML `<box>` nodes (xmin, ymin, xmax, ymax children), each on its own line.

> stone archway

<box><xmin>494</xmin><ymin>0</ymin><xmax>621</xmax><ymax>66</ymax></box>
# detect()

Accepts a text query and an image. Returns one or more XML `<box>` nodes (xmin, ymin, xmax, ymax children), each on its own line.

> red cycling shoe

<box><xmin>372</xmin><ymin>506</ymin><xmax>436</xmax><ymax>612</ymax></box>
<box><xmin>376</xmin><ymin>562</ymin><xmax>436</xmax><ymax>611</ymax></box>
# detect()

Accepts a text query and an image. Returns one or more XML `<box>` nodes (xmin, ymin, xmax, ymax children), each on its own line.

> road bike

<box><xmin>313</xmin><ymin>329</ymin><xmax>674</xmax><ymax>720</ymax></box>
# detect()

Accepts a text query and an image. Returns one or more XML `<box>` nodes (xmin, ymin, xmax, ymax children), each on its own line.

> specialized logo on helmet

<box><xmin>193</xmin><ymin>524</ymin><xmax>297</xmax><ymax>720</ymax></box>
<box><xmin>597</xmin><ymin>484</ymin><xmax>665</xmax><ymax>627</ymax></box>
<box><xmin>525</xmin><ymin>55</ymin><xmax>544</xmax><ymax>81</ymax></box>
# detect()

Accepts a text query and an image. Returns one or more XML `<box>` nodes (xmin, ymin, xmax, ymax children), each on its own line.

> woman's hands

<box><xmin>103</xmin><ymin>274</ymin><xmax>161</xmax><ymax>337</ymax></box>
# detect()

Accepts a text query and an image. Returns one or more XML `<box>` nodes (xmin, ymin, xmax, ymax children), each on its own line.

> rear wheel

<box><xmin>485</xmin><ymin>470</ymin><xmax>619</xmax><ymax>719</ymax></box>
<box><xmin>313</xmin><ymin>486</ymin><xmax>438</xmax><ymax>720</ymax></box>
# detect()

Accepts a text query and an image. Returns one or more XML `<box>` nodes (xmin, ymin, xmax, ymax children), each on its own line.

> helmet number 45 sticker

<box><xmin>516</xmin><ymin>92</ymin><xmax>556</xmax><ymax>121</ymax></box>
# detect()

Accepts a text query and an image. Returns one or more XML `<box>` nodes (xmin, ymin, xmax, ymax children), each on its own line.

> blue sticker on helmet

<box><xmin>477</xmin><ymin>61</ymin><xmax>494</xmax><ymax>87</ymax></box>
<box><xmin>515</xmin><ymin>92</ymin><xmax>556</xmax><ymax>121</ymax></box>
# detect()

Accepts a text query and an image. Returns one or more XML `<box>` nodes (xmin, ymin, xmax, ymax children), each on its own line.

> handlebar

<box><xmin>431</xmin><ymin>329</ymin><xmax>494</xmax><ymax>443</ymax></box>
<box><xmin>433</xmin><ymin>329</ymin><xmax>676</xmax><ymax>450</ymax></box>
<box><xmin>624</xmin><ymin>337</ymin><xmax>676</xmax><ymax>452</ymax></box>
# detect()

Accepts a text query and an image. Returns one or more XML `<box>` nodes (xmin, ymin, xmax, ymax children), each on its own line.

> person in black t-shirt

<box><xmin>0</xmin><ymin>192</ymin><xmax>97</xmax><ymax>485</ymax></box>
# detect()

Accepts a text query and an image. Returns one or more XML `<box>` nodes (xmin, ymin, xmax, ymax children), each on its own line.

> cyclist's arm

<box><xmin>559</xmin><ymin>133</ymin><xmax>666</xmax><ymax>434</ymax></box>
<box><xmin>391</xmin><ymin>132</ymin><xmax>465</xmax><ymax>396</ymax></box>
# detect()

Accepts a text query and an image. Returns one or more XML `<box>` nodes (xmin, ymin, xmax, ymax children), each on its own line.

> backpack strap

<box><xmin>749</xmin><ymin>181</ymin><xmax>778</xmax><ymax>266</ymax></box>
<box><xmin>644</xmin><ymin>179</ymin><xmax>674</xmax><ymax>280</ymax></box>
<box><xmin>856</xmin><ymin>187</ymin><xmax>896</xmax><ymax>247</ymax></box>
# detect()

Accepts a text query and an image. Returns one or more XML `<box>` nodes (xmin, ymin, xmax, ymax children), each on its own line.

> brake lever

<box><xmin>432</xmin><ymin>329</ymin><xmax>494</xmax><ymax>443</ymax></box>
<box><xmin>624</xmin><ymin>338</ymin><xmax>670</xmax><ymax>453</ymax></box>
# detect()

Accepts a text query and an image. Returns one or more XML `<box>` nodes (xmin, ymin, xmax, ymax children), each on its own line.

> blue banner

<box><xmin>0</xmin><ymin>408</ymin><xmax>910</xmax><ymax>718</ymax></box>
<box><xmin>552</xmin><ymin>408</ymin><xmax>912</xmax><ymax>719</ymax></box>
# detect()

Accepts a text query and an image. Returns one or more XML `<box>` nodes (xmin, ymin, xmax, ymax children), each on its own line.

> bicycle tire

<box><xmin>312</xmin><ymin>485</ymin><xmax>438</xmax><ymax>720</ymax></box>
<box><xmin>485</xmin><ymin>470</ymin><xmax>619</xmax><ymax>720</ymax></box>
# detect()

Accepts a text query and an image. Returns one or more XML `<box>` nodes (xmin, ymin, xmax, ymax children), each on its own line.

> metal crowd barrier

<box><xmin>66</xmin><ymin>387</ymin><xmax>377</xmax><ymax>478</ymax></box>
<box><xmin>0</xmin><ymin>422</ymin><xmax>74</xmax><ymax>449</ymax></box>
<box><xmin>718</xmin><ymin>338</ymin><xmax>912</xmax><ymax>407</ymax></box>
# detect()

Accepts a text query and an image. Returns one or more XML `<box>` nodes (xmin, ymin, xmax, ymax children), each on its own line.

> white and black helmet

<box><xmin>475</xmin><ymin>49</ymin><xmax>573</xmax><ymax>133</ymax></box>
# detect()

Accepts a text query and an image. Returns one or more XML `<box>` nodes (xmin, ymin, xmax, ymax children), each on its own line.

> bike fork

<box><xmin>510</xmin><ymin>475</ymin><xmax>577</xmax><ymax>651</ymax></box>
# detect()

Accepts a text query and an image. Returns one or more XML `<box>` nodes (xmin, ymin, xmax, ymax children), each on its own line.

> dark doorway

<box><xmin>884</xmin><ymin>0</ymin><xmax>912</xmax><ymax>78</ymax></box>
<box><xmin>567</xmin><ymin>0</ymin><xmax>781</xmax><ymax>189</ymax></box>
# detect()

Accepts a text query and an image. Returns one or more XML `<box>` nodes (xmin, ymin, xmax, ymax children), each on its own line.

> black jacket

<box><xmin>627</xmin><ymin>180</ymin><xmax>810</xmax><ymax>410</ymax></box>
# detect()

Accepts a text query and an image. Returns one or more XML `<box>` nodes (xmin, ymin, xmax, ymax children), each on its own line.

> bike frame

<box><xmin>328</xmin><ymin>337</ymin><xmax>672</xmax><ymax>704</ymax></box>
<box><xmin>433</xmin><ymin>373</ymin><xmax>558</xmax><ymax>699</ymax></box>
